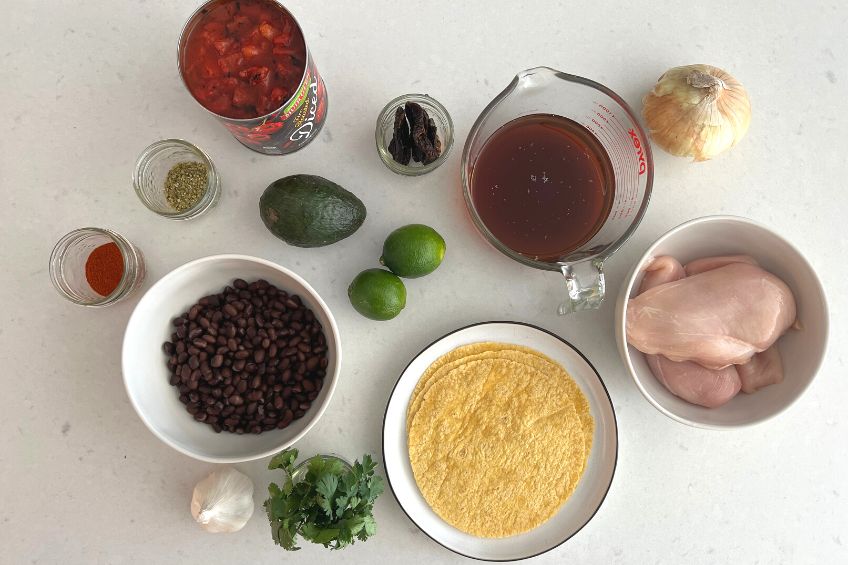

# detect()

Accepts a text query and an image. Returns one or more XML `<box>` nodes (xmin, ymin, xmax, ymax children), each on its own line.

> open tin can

<box><xmin>178</xmin><ymin>0</ymin><xmax>327</xmax><ymax>155</ymax></box>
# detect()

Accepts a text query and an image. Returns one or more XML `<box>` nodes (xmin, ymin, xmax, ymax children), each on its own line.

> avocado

<box><xmin>259</xmin><ymin>175</ymin><xmax>366</xmax><ymax>248</ymax></box>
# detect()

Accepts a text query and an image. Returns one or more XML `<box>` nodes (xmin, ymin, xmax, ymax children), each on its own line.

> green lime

<box><xmin>348</xmin><ymin>268</ymin><xmax>407</xmax><ymax>320</ymax></box>
<box><xmin>380</xmin><ymin>224</ymin><xmax>446</xmax><ymax>278</ymax></box>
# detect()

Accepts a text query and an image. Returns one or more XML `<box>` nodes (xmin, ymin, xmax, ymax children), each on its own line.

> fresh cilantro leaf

<box><xmin>268</xmin><ymin>449</ymin><xmax>298</xmax><ymax>472</ymax></box>
<box><xmin>333</xmin><ymin>494</ymin><xmax>350</xmax><ymax>518</ymax></box>
<box><xmin>363</xmin><ymin>515</ymin><xmax>377</xmax><ymax>536</ymax></box>
<box><xmin>264</xmin><ymin>451</ymin><xmax>384</xmax><ymax>552</ymax></box>
<box><xmin>313</xmin><ymin>527</ymin><xmax>341</xmax><ymax>545</ymax></box>
<box><xmin>370</xmin><ymin>476</ymin><xmax>385</xmax><ymax>499</ymax></box>
<box><xmin>268</xmin><ymin>482</ymin><xmax>282</xmax><ymax>499</ymax></box>
<box><xmin>315</xmin><ymin>473</ymin><xmax>339</xmax><ymax>500</ymax></box>
<box><xmin>317</xmin><ymin>494</ymin><xmax>333</xmax><ymax>517</ymax></box>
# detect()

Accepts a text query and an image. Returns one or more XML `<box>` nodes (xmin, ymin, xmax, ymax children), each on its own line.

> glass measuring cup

<box><xmin>462</xmin><ymin>67</ymin><xmax>653</xmax><ymax>314</ymax></box>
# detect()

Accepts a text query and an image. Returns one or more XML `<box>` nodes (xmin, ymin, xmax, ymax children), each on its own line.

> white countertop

<box><xmin>2</xmin><ymin>1</ymin><xmax>846</xmax><ymax>563</ymax></box>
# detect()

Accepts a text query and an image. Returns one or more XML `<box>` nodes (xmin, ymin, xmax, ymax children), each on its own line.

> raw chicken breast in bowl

<box><xmin>615</xmin><ymin>216</ymin><xmax>828</xmax><ymax>429</ymax></box>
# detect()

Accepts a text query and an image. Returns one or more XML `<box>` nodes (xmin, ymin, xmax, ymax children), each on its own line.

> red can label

<box><xmin>221</xmin><ymin>54</ymin><xmax>328</xmax><ymax>155</ymax></box>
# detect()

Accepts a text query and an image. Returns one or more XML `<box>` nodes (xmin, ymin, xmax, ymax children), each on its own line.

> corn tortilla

<box><xmin>407</xmin><ymin>355</ymin><xmax>589</xmax><ymax>538</ymax></box>
<box><xmin>407</xmin><ymin>343</ymin><xmax>593</xmax><ymax>467</ymax></box>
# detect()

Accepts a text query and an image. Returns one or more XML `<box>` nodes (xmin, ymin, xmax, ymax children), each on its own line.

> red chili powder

<box><xmin>85</xmin><ymin>242</ymin><xmax>124</xmax><ymax>296</ymax></box>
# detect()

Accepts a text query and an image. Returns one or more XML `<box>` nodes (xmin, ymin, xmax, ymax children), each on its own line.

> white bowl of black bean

<box><xmin>122</xmin><ymin>254</ymin><xmax>341</xmax><ymax>463</ymax></box>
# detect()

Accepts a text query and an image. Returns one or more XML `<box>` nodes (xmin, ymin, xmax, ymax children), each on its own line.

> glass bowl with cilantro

<box><xmin>265</xmin><ymin>449</ymin><xmax>384</xmax><ymax>551</ymax></box>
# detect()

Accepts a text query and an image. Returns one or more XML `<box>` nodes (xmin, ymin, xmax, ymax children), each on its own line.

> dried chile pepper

<box><xmin>388</xmin><ymin>101</ymin><xmax>442</xmax><ymax>166</ymax></box>
<box><xmin>388</xmin><ymin>106</ymin><xmax>412</xmax><ymax>165</ymax></box>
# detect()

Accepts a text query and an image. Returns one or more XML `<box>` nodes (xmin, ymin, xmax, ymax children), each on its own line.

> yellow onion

<box><xmin>642</xmin><ymin>64</ymin><xmax>751</xmax><ymax>161</ymax></box>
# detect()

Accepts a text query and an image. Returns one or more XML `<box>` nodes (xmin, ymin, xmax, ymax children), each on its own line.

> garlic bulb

<box><xmin>190</xmin><ymin>467</ymin><xmax>255</xmax><ymax>533</ymax></box>
<box><xmin>642</xmin><ymin>64</ymin><xmax>751</xmax><ymax>161</ymax></box>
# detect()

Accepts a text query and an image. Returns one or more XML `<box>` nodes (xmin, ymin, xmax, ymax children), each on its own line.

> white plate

<box><xmin>382</xmin><ymin>322</ymin><xmax>617</xmax><ymax>561</ymax></box>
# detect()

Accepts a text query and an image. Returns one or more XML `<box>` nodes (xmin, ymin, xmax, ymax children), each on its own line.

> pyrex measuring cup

<box><xmin>462</xmin><ymin>67</ymin><xmax>653</xmax><ymax>315</ymax></box>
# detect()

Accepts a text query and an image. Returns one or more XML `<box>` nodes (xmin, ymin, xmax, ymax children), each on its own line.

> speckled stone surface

<box><xmin>1</xmin><ymin>1</ymin><xmax>846</xmax><ymax>563</ymax></box>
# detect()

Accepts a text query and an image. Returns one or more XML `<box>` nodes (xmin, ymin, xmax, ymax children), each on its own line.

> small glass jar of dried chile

<box><xmin>49</xmin><ymin>228</ymin><xmax>146</xmax><ymax>307</ymax></box>
<box><xmin>376</xmin><ymin>94</ymin><xmax>454</xmax><ymax>176</ymax></box>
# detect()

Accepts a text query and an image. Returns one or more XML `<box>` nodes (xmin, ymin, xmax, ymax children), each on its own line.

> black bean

<box><xmin>163</xmin><ymin>279</ymin><xmax>328</xmax><ymax>435</ymax></box>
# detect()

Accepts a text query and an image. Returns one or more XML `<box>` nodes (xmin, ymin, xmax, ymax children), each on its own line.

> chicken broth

<box><xmin>470</xmin><ymin>114</ymin><xmax>615</xmax><ymax>261</ymax></box>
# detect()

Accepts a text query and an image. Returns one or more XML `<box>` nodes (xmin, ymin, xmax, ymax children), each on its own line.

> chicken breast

<box><xmin>647</xmin><ymin>355</ymin><xmax>741</xmax><ymax>408</ymax></box>
<box><xmin>684</xmin><ymin>254</ymin><xmax>759</xmax><ymax>276</ymax></box>
<box><xmin>639</xmin><ymin>255</ymin><xmax>686</xmax><ymax>294</ymax></box>
<box><xmin>737</xmin><ymin>346</ymin><xmax>784</xmax><ymax>394</ymax></box>
<box><xmin>626</xmin><ymin>262</ymin><xmax>796</xmax><ymax>369</ymax></box>
<box><xmin>637</xmin><ymin>256</ymin><xmax>741</xmax><ymax>408</ymax></box>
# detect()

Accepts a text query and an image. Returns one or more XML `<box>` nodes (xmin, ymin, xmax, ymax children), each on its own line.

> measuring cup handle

<box><xmin>558</xmin><ymin>260</ymin><xmax>606</xmax><ymax>315</ymax></box>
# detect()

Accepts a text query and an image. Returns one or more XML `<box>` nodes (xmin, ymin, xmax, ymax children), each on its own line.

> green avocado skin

<box><xmin>259</xmin><ymin>175</ymin><xmax>366</xmax><ymax>248</ymax></box>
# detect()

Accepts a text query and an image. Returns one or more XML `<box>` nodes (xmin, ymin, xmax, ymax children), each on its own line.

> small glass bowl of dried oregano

<box><xmin>133</xmin><ymin>139</ymin><xmax>221</xmax><ymax>220</ymax></box>
<box><xmin>376</xmin><ymin>94</ymin><xmax>454</xmax><ymax>176</ymax></box>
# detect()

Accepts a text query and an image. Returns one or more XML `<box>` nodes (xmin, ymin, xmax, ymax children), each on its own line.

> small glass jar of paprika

<box><xmin>49</xmin><ymin>228</ymin><xmax>146</xmax><ymax>307</ymax></box>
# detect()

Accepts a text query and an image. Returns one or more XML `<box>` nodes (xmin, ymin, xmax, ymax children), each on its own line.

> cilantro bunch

<box><xmin>264</xmin><ymin>449</ymin><xmax>384</xmax><ymax>551</ymax></box>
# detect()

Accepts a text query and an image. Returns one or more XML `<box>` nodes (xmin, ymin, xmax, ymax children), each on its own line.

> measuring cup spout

<box><xmin>559</xmin><ymin>260</ymin><xmax>606</xmax><ymax>315</ymax></box>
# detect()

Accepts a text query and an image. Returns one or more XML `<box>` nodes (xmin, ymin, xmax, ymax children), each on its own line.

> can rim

<box><xmin>176</xmin><ymin>0</ymin><xmax>312</xmax><ymax>124</ymax></box>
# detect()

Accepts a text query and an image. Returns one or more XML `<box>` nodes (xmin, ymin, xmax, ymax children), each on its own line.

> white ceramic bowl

<box><xmin>615</xmin><ymin>216</ymin><xmax>828</xmax><ymax>429</ymax></box>
<box><xmin>122</xmin><ymin>255</ymin><xmax>341</xmax><ymax>462</ymax></box>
